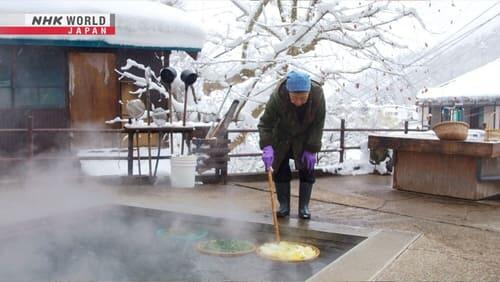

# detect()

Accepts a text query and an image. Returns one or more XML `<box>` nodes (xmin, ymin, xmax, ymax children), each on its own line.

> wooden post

<box><xmin>27</xmin><ymin>115</ymin><xmax>33</xmax><ymax>159</ymax></box>
<box><xmin>169</xmin><ymin>83</ymin><xmax>174</xmax><ymax>155</ymax></box>
<box><xmin>181</xmin><ymin>84</ymin><xmax>189</xmax><ymax>155</ymax></box>
<box><xmin>427</xmin><ymin>105</ymin><xmax>432</xmax><ymax>129</ymax></box>
<box><xmin>223</xmin><ymin>131</ymin><xmax>229</xmax><ymax>184</ymax></box>
<box><xmin>494</xmin><ymin>101</ymin><xmax>497</xmax><ymax>129</ymax></box>
<box><xmin>145</xmin><ymin>68</ymin><xmax>153</xmax><ymax>177</ymax></box>
<box><xmin>404</xmin><ymin>120</ymin><xmax>409</xmax><ymax>134</ymax></box>
<box><xmin>128</xmin><ymin>131</ymin><xmax>134</xmax><ymax>176</ymax></box>
<box><xmin>136</xmin><ymin>132</ymin><xmax>142</xmax><ymax>176</ymax></box>
<box><xmin>339</xmin><ymin>119</ymin><xmax>345</xmax><ymax>163</ymax></box>
<box><xmin>421</xmin><ymin>104</ymin><xmax>425</xmax><ymax>129</ymax></box>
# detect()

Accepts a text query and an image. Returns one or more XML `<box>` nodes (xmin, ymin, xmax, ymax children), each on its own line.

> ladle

<box><xmin>267</xmin><ymin>170</ymin><xmax>280</xmax><ymax>242</ymax></box>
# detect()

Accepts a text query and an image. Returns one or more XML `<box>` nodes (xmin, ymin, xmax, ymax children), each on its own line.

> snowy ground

<box><xmin>79</xmin><ymin>147</ymin><xmax>171</xmax><ymax>177</ymax></box>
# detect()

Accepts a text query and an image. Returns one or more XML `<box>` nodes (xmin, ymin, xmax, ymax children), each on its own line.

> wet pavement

<box><xmin>0</xmin><ymin>174</ymin><xmax>499</xmax><ymax>280</ymax></box>
<box><xmin>236</xmin><ymin>175</ymin><xmax>500</xmax><ymax>281</ymax></box>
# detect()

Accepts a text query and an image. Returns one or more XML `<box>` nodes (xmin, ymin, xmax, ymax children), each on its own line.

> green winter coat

<box><xmin>258</xmin><ymin>80</ymin><xmax>326</xmax><ymax>171</ymax></box>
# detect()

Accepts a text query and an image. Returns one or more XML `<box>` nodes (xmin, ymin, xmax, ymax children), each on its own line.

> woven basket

<box><xmin>432</xmin><ymin>121</ymin><xmax>469</xmax><ymax>141</ymax></box>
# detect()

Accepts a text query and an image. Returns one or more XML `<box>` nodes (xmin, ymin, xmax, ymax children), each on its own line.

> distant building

<box><xmin>0</xmin><ymin>1</ymin><xmax>205</xmax><ymax>156</ymax></box>
<box><xmin>381</xmin><ymin>105</ymin><xmax>419</xmax><ymax>122</ymax></box>
<box><xmin>416</xmin><ymin>57</ymin><xmax>500</xmax><ymax>129</ymax></box>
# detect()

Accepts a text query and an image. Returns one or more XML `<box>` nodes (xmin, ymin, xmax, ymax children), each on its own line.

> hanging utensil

<box><xmin>180</xmin><ymin>69</ymin><xmax>198</xmax><ymax>126</ymax></box>
<box><xmin>180</xmin><ymin>69</ymin><xmax>198</xmax><ymax>155</ymax></box>
<box><xmin>126</xmin><ymin>99</ymin><xmax>146</xmax><ymax>120</ymax></box>
<box><xmin>159</xmin><ymin>66</ymin><xmax>177</xmax><ymax>155</ymax></box>
<box><xmin>160</xmin><ymin>67</ymin><xmax>177</xmax><ymax>120</ymax></box>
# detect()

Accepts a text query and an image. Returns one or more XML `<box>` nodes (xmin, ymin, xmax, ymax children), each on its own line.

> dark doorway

<box><xmin>0</xmin><ymin>46</ymin><xmax>68</xmax><ymax>157</ymax></box>
<box><xmin>470</xmin><ymin>106</ymin><xmax>484</xmax><ymax>129</ymax></box>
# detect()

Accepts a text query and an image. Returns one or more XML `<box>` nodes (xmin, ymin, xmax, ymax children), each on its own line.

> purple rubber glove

<box><xmin>301</xmin><ymin>150</ymin><xmax>316</xmax><ymax>171</ymax></box>
<box><xmin>262</xmin><ymin>145</ymin><xmax>274</xmax><ymax>171</ymax></box>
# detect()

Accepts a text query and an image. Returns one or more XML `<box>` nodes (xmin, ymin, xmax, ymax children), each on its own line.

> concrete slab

<box><xmin>308</xmin><ymin>230</ymin><xmax>420</xmax><ymax>282</ymax></box>
<box><xmin>237</xmin><ymin>175</ymin><xmax>500</xmax><ymax>232</ymax></box>
<box><xmin>376</xmin><ymin>247</ymin><xmax>500</xmax><ymax>281</ymax></box>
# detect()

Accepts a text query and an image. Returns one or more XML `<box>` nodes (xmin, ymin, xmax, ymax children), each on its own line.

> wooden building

<box><xmin>0</xmin><ymin>1</ymin><xmax>205</xmax><ymax>156</ymax></box>
<box><xmin>417</xmin><ymin>58</ymin><xmax>500</xmax><ymax>129</ymax></box>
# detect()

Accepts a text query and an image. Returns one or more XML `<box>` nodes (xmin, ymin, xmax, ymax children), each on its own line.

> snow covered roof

<box><xmin>0</xmin><ymin>0</ymin><xmax>205</xmax><ymax>52</ymax></box>
<box><xmin>416</xmin><ymin>57</ymin><xmax>500</xmax><ymax>105</ymax></box>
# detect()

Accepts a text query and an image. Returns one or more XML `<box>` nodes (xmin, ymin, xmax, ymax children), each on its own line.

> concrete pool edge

<box><xmin>308</xmin><ymin>229</ymin><xmax>421</xmax><ymax>281</ymax></box>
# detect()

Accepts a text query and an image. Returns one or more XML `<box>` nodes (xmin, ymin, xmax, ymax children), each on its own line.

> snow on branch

<box><xmin>198</xmin><ymin>0</ymin><xmax>427</xmax><ymax>120</ymax></box>
<box><xmin>116</xmin><ymin>59</ymin><xmax>215</xmax><ymax>118</ymax></box>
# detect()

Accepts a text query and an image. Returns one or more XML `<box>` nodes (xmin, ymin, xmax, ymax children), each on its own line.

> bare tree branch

<box><xmin>241</xmin><ymin>0</ymin><xmax>271</xmax><ymax>61</ymax></box>
<box><xmin>305</xmin><ymin>0</ymin><xmax>319</xmax><ymax>22</ymax></box>
<box><xmin>291</xmin><ymin>0</ymin><xmax>298</xmax><ymax>22</ymax></box>
<box><xmin>274</xmin><ymin>11</ymin><xmax>328</xmax><ymax>56</ymax></box>
<box><xmin>276</xmin><ymin>0</ymin><xmax>289</xmax><ymax>34</ymax></box>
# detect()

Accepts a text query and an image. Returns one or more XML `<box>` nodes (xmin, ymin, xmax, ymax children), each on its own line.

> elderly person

<box><xmin>258</xmin><ymin>70</ymin><xmax>326</xmax><ymax>219</ymax></box>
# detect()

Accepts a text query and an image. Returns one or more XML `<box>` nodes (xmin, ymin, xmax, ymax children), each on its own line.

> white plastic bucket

<box><xmin>170</xmin><ymin>155</ymin><xmax>197</xmax><ymax>188</ymax></box>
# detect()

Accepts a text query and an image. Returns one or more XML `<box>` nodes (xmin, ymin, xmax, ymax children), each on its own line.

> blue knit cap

<box><xmin>286</xmin><ymin>70</ymin><xmax>311</xmax><ymax>93</ymax></box>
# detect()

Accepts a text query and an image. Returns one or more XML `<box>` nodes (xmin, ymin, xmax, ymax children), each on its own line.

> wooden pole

<box><xmin>267</xmin><ymin>170</ymin><xmax>280</xmax><ymax>242</ymax></box>
<box><xmin>27</xmin><ymin>115</ymin><xmax>33</xmax><ymax>159</ymax></box>
<box><xmin>168</xmin><ymin>84</ymin><xmax>174</xmax><ymax>155</ymax></box>
<box><xmin>146</xmin><ymin>71</ymin><xmax>152</xmax><ymax>177</ymax></box>
<box><xmin>127</xmin><ymin>131</ymin><xmax>133</xmax><ymax>176</ymax></box>
<box><xmin>181</xmin><ymin>85</ymin><xmax>188</xmax><ymax>155</ymax></box>
<box><xmin>136</xmin><ymin>133</ymin><xmax>141</xmax><ymax>176</ymax></box>
<box><xmin>339</xmin><ymin>119</ymin><xmax>345</xmax><ymax>163</ymax></box>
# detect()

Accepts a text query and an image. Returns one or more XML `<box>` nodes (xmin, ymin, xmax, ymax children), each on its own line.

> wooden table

<box><xmin>368</xmin><ymin>134</ymin><xmax>500</xmax><ymax>200</ymax></box>
<box><xmin>123</xmin><ymin>124</ymin><xmax>209</xmax><ymax>176</ymax></box>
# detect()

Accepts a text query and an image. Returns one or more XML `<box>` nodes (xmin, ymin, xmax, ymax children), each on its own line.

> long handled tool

<box><xmin>180</xmin><ymin>70</ymin><xmax>198</xmax><ymax>155</ymax></box>
<box><xmin>159</xmin><ymin>67</ymin><xmax>177</xmax><ymax>155</ymax></box>
<box><xmin>206</xmin><ymin>85</ymin><xmax>232</xmax><ymax>139</ymax></box>
<box><xmin>266</xmin><ymin>170</ymin><xmax>280</xmax><ymax>242</ymax></box>
<box><xmin>145</xmin><ymin>67</ymin><xmax>153</xmax><ymax>178</ymax></box>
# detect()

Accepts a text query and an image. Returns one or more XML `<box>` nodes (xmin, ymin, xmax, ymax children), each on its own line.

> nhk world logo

<box><xmin>0</xmin><ymin>14</ymin><xmax>115</xmax><ymax>35</ymax></box>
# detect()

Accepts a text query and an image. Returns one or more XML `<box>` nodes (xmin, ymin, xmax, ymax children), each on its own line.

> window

<box><xmin>0</xmin><ymin>47</ymin><xmax>13</xmax><ymax>107</ymax></box>
<box><xmin>0</xmin><ymin>46</ymin><xmax>66</xmax><ymax>109</ymax></box>
<box><xmin>470</xmin><ymin>106</ymin><xmax>484</xmax><ymax>129</ymax></box>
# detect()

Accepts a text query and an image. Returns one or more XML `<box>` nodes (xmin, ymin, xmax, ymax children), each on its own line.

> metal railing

<box><xmin>227</xmin><ymin>119</ymin><xmax>419</xmax><ymax>163</ymax></box>
<box><xmin>0</xmin><ymin>116</ymin><xmax>422</xmax><ymax>172</ymax></box>
<box><xmin>0</xmin><ymin>115</ymin><xmax>123</xmax><ymax>161</ymax></box>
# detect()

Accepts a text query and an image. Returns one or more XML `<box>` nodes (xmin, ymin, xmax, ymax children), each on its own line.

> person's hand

<box><xmin>301</xmin><ymin>150</ymin><xmax>316</xmax><ymax>171</ymax></box>
<box><xmin>262</xmin><ymin>145</ymin><xmax>274</xmax><ymax>171</ymax></box>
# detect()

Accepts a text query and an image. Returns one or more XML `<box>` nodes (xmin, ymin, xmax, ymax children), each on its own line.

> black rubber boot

<box><xmin>299</xmin><ymin>182</ymin><xmax>313</xmax><ymax>219</ymax></box>
<box><xmin>275</xmin><ymin>182</ymin><xmax>290</xmax><ymax>217</ymax></box>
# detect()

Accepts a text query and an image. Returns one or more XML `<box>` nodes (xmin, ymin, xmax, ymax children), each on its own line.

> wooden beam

<box><xmin>368</xmin><ymin>135</ymin><xmax>500</xmax><ymax>158</ymax></box>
